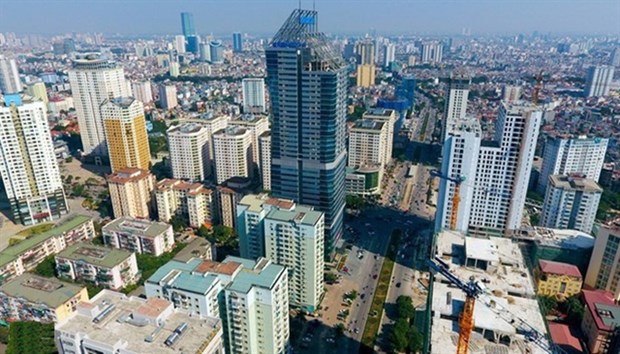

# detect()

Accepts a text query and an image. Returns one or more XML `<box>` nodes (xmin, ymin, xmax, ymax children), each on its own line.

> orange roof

<box><xmin>195</xmin><ymin>260</ymin><xmax>241</xmax><ymax>276</ymax></box>
<box><xmin>548</xmin><ymin>323</ymin><xmax>583</xmax><ymax>353</ymax></box>
<box><xmin>106</xmin><ymin>168</ymin><xmax>152</xmax><ymax>184</ymax></box>
<box><xmin>265</xmin><ymin>197</ymin><xmax>295</xmax><ymax>210</ymax></box>
<box><xmin>135</xmin><ymin>297</ymin><xmax>171</xmax><ymax>318</ymax></box>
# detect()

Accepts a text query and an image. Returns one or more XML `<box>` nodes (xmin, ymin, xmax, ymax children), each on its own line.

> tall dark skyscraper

<box><xmin>232</xmin><ymin>32</ymin><xmax>243</xmax><ymax>52</ymax></box>
<box><xmin>180</xmin><ymin>12</ymin><xmax>195</xmax><ymax>37</ymax></box>
<box><xmin>266</xmin><ymin>9</ymin><xmax>347</xmax><ymax>258</ymax></box>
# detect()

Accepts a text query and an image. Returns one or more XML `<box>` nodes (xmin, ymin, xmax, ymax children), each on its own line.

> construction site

<box><xmin>428</xmin><ymin>229</ymin><xmax>550</xmax><ymax>354</ymax></box>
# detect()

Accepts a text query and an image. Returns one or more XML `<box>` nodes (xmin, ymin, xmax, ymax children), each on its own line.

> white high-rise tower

<box><xmin>441</xmin><ymin>72</ymin><xmax>470</xmax><ymax>142</ymax></box>
<box><xmin>0</xmin><ymin>94</ymin><xmax>68</xmax><ymax>225</ymax></box>
<box><xmin>68</xmin><ymin>54</ymin><xmax>130</xmax><ymax>159</ymax></box>
<box><xmin>0</xmin><ymin>55</ymin><xmax>21</xmax><ymax>94</ymax></box>
<box><xmin>242</xmin><ymin>78</ymin><xmax>266</xmax><ymax>113</ymax></box>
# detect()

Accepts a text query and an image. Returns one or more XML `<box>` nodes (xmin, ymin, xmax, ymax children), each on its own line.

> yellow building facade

<box><xmin>102</xmin><ymin>97</ymin><xmax>151</xmax><ymax>173</ymax></box>
<box><xmin>356</xmin><ymin>64</ymin><xmax>376</xmax><ymax>88</ymax></box>
<box><xmin>536</xmin><ymin>260</ymin><xmax>583</xmax><ymax>299</ymax></box>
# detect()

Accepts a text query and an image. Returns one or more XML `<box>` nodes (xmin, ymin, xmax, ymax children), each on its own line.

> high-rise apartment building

<box><xmin>436</xmin><ymin>101</ymin><xmax>542</xmax><ymax>236</ymax></box>
<box><xmin>348</xmin><ymin>120</ymin><xmax>388</xmax><ymax>169</ymax></box>
<box><xmin>174</xmin><ymin>35</ymin><xmax>186</xmax><ymax>54</ymax></box>
<box><xmin>101</xmin><ymin>97</ymin><xmax>151</xmax><ymax>173</ymax></box>
<box><xmin>236</xmin><ymin>194</ymin><xmax>325</xmax><ymax>312</ymax></box>
<box><xmin>502</xmin><ymin>85</ymin><xmax>522</xmax><ymax>102</ymax></box>
<box><xmin>383</xmin><ymin>43</ymin><xmax>395</xmax><ymax>68</ymax></box>
<box><xmin>585</xmin><ymin>221</ymin><xmax>620</xmax><ymax>300</ymax></box>
<box><xmin>131</xmin><ymin>81</ymin><xmax>153</xmax><ymax>104</ymax></box>
<box><xmin>159</xmin><ymin>84</ymin><xmax>178</xmax><ymax>110</ymax></box>
<box><xmin>233</xmin><ymin>32</ymin><xmax>243</xmax><ymax>52</ymax></box>
<box><xmin>541</xmin><ymin>175</ymin><xmax>602</xmax><ymax>233</ymax></box>
<box><xmin>242</xmin><ymin>78</ymin><xmax>266</xmax><ymax>113</ymax></box>
<box><xmin>362</xmin><ymin>108</ymin><xmax>396</xmax><ymax>162</ymax></box>
<box><xmin>259</xmin><ymin>131</ymin><xmax>271</xmax><ymax>191</ymax></box>
<box><xmin>422</xmin><ymin>42</ymin><xmax>443</xmax><ymax>63</ymax></box>
<box><xmin>169</xmin><ymin>61</ymin><xmax>180</xmax><ymax>77</ymax></box>
<box><xmin>213</xmin><ymin>126</ymin><xmax>253</xmax><ymax>184</ymax></box>
<box><xmin>611</xmin><ymin>47</ymin><xmax>620</xmax><ymax>67</ymax></box>
<box><xmin>168</xmin><ymin>123</ymin><xmax>211</xmax><ymax>181</ymax></box>
<box><xmin>69</xmin><ymin>54</ymin><xmax>131</xmax><ymax>158</ymax></box>
<box><xmin>155</xmin><ymin>178</ymin><xmax>216</xmax><ymax>228</ymax></box>
<box><xmin>26</xmin><ymin>82</ymin><xmax>48</xmax><ymax>105</ymax></box>
<box><xmin>229</xmin><ymin>113</ymin><xmax>269</xmax><ymax>172</ymax></box>
<box><xmin>0</xmin><ymin>94</ymin><xmax>68</xmax><ymax>225</ymax></box>
<box><xmin>107</xmin><ymin>168</ymin><xmax>155</xmax><ymax>219</ymax></box>
<box><xmin>223</xmin><ymin>256</ymin><xmax>289</xmax><ymax>354</ymax></box>
<box><xmin>0</xmin><ymin>55</ymin><xmax>21</xmax><ymax>94</ymax></box>
<box><xmin>266</xmin><ymin>10</ymin><xmax>347</xmax><ymax>257</ymax></box>
<box><xmin>144</xmin><ymin>256</ymin><xmax>289</xmax><ymax>354</ymax></box>
<box><xmin>441</xmin><ymin>72</ymin><xmax>470</xmax><ymax>142</ymax></box>
<box><xmin>585</xmin><ymin>65</ymin><xmax>614</xmax><ymax>97</ymax></box>
<box><xmin>355</xmin><ymin>40</ymin><xmax>376</xmax><ymax>87</ymax></box>
<box><xmin>537</xmin><ymin>135</ymin><xmax>608</xmax><ymax>194</ymax></box>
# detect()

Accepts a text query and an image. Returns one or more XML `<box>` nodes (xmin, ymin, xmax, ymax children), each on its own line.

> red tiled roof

<box><xmin>548</xmin><ymin>323</ymin><xmax>583</xmax><ymax>353</ymax></box>
<box><xmin>582</xmin><ymin>289</ymin><xmax>617</xmax><ymax>331</ymax></box>
<box><xmin>538</xmin><ymin>260</ymin><xmax>582</xmax><ymax>279</ymax></box>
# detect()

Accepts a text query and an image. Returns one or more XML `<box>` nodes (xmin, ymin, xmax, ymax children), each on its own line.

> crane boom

<box><xmin>428</xmin><ymin>257</ymin><xmax>565</xmax><ymax>354</ymax></box>
<box><xmin>430</xmin><ymin>170</ymin><xmax>466</xmax><ymax>230</ymax></box>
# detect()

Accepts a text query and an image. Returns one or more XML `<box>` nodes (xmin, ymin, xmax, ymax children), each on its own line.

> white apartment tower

<box><xmin>537</xmin><ymin>135</ymin><xmax>608</xmax><ymax>194</ymax></box>
<box><xmin>213</xmin><ymin>126</ymin><xmax>253</xmax><ymax>184</ymax></box>
<box><xmin>242</xmin><ymin>78</ymin><xmax>266</xmax><ymax>113</ymax></box>
<box><xmin>502</xmin><ymin>85</ymin><xmax>522</xmax><ymax>102</ymax></box>
<box><xmin>259</xmin><ymin>132</ymin><xmax>271</xmax><ymax>191</ymax></box>
<box><xmin>0</xmin><ymin>94</ymin><xmax>68</xmax><ymax>225</ymax></box>
<box><xmin>362</xmin><ymin>108</ymin><xmax>397</xmax><ymax>163</ymax></box>
<box><xmin>0</xmin><ymin>55</ymin><xmax>21</xmax><ymax>94</ymax></box>
<box><xmin>236</xmin><ymin>194</ymin><xmax>324</xmax><ymax>312</ymax></box>
<box><xmin>435</xmin><ymin>118</ymin><xmax>481</xmax><ymax>233</ymax></box>
<box><xmin>159</xmin><ymin>84</ymin><xmax>178</xmax><ymax>110</ymax></box>
<box><xmin>421</xmin><ymin>42</ymin><xmax>443</xmax><ymax>64</ymax></box>
<box><xmin>436</xmin><ymin>101</ymin><xmax>542</xmax><ymax>236</ymax></box>
<box><xmin>229</xmin><ymin>114</ymin><xmax>270</xmax><ymax>172</ymax></box>
<box><xmin>107</xmin><ymin>168</ymin><xmax>155</xmax><ymax>219</ymax></box>
<box><xmin>155</xmin><ymin>178</ymin><xmax>216</xmax><ymax>228</ymax></box>
<box><xmin>131</xmin><ymin>81</ymin><xmax>153</xmax><ymax>104</ymax></box>
<box><xmin>585</xmin><ymin>65</ymin><xmax>615</xmax><ymax>97</ymax></box>
<box><xmin>383</xmin><ymin>43</ymin><xmax>396</xmax><ymax>68</ymax></box>
<box><xmin>68</xmin><ymin>54</ymin><xmax>130</xmax><ymax>158</ymax></box>
<box><xmin>541</xmin><ymin>175</ymin><xmax>602</xmax><ymax>233</ymax></box>
<box><xmin>168</xmin><ymin>123</ymin><xmax>211</xmax><ymax>181</ymax></box>
<box><xmin>441</xmin><ymin>72</ymin><xmax>470</xmax><ymax>142</ymax></box>
<box><xmin>585</xmin><ymin>221</ymin><xmax>620</xmax><ymax>300</ymax></box>
<box><xmin>348</xmin><ymin>120</ymin><xmax>388</xmax><ymax>168</ymax></box>
<box><xmin>174</xmin><ymin>35</ymin><xmax>186</xmax><ymax>54</ymax></box>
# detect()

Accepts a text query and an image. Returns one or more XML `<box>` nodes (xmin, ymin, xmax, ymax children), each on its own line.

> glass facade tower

<box><xmin>180</xmin><ymin>12</ymin><xmax>195</xmax><ymax>37</ymax></box>
<box><xmin>266</xmin><ymin>9</ymin><xmax>347</xmax><ymax>258</ymax></box>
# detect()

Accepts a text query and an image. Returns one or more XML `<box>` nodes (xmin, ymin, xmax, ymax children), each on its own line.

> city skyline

<box><xmin>0</xmin><ymin>0</ymin><xmax>619</xmax><ymax>35</ymax></box>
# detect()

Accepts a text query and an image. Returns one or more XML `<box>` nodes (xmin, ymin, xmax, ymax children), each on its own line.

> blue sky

<box><xmin>0</xmin><ymin>0</ymin><xmax>619</xmax><ymax>36</ymax></box>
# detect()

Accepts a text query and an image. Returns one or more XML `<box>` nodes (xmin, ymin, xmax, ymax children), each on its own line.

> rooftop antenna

<box><xmin>298</xmin><ymin>0</ymin><xmax>301</xmax><ymax>10</ymax></box>
<box><xmin>313</xmin><ymin>0</ymin><xmax>316</xmax><ymax>11</ymax></box>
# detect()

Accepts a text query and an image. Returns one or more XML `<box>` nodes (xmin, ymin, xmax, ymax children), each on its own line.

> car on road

<box><xmin>354</xmin><ymin>328</ymin><xmax>360</xmax><ymax>334</ymax></box>
<box><xmin>360</xmin><ymin>294</ymin><xmax>365</xmax><ymax>300</ymax></box>
<box><xmin>396</xmin><ymin>282</ymin><xmax>401</xmax><ymax>288</ymax></box>
<box><xmin>372</xmin><ymin>274</ymin><xmax>378</xmax><ymax>279</ymax></box>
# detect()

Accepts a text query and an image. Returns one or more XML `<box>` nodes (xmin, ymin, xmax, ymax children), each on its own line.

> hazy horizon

<box><xmin>0</xmin><ymin>0</ymin><xmax>619</xmax><ymax>36</ymax></box>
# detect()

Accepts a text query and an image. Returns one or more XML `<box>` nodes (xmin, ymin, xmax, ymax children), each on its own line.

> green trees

<box><xmin>390</xmin><ymin>296</ymin><xmax>423</xmax><ymax>353</ymax></box>
<box><xmin>169</xmin><ymin>215</ymin><xmax>189</xmax><ymax>232</ymax></box>
<box><xmin>33</xmin><ymin>255</ymin><xmax>56</xmax><ymax>278</ymax></box>
<box><xmin>6</xmin><ymin>322</ymin><xmax>56</xmax><ymax>354</ymax></box>
<box><xmin>197</xmin><ymin>225</ymin><xmax>239</xmax><ymax>261</ymax></box>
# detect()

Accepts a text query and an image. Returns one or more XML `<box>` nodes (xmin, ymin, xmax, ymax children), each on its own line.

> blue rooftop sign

<box><xmin>299</xmin><ymin>16</ymin><xmax>315</xmax><ymax>25</ymax></box>
<box><xmin>4</xmin><ymin>94</ymin><xmax>22</xmax><ymax>107</ymax></box>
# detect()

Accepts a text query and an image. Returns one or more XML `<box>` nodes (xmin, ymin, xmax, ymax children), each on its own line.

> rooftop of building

<box><xmin>502</xmin><ymin>100</ymin><xmax>542</xmax><ymax>115</ymax></box>
<box><xmin>57</xmin><ymin>290</ymin><xmax>221</xmax><ymax>354</ymax></box>
<box><xmin>549</xmin><ymin>174</ymin><xmax>602</xmax><ymax>193</ymax></box>
<box><xmin>431</xmin><ymin>230</ymin><xmax>548</xmax><ymax>354</ymax></box>
<box><xmin>0</xmin><ymin>273</ymin><xmax>85</xmax><ymax>308</ymax></box>
<box><xmin>147</xmin><ymin>258</ymin><xmax>242</xmax><ymax>295</ymax></box>
<box><xmin>362</xmin><ymin>108</ymin><xmax>395</xmax><ymax>118</ymax></box>
<box><xmin>56</xmin><ymin>242</ymin><xmax>133</xmax><ymax>269</ymax></box>
<box><xmin>214</xmin><ymin>125</ymin><xmax>248</xmax><ymax>137</ymax></box>
<box><xmin>538</xmin><ymin>260</ymin><xmax>582</xmax><ymax>279</ymax></box>
<box><xmin>0</xmin><ymin>93</ymin><xmax>42</xmax><ymax>107</ymax></box>
<box><xmin>0</xmin><ymin>215</ymin><xmax>92</xmax><ymax>268</ymax></box>
<box><xmin>547</xmin><ymin>323</ymin><xmax>583</xmax><ymax>354</ymax></box>
<box><xmin>231</xmin><ymin>113</ymin><xmax>268</xmax><ymax>124</ymax></box>
<box><xmin>155</xmin><ymin>178</ymin><xmax>209</xmax><ymax>194</ymax></box>
<box><xmin>446</xmin><ymin>116</ymin><xmax>481</xmax><ymax>135</ymax></box>
<box><xmin>582</xmin><ymin>289</ymin><xmax>620</xmax><ymax>331</ymax></box>
<box><xmin>351</xmin><ymin>119</ymin><xmax>384</xmax><ymax>131</ymax></box>
<box><xmin>224</xmin><ymin>256</ymin><xmax>286</xmax><ymax>294</ymax></box>
<box><xmin>259</xmin><ymin>130</ymin><xmax>271</xmax><ymax>139</ymax></box>
<box><xmin>514</xmin><ymin>227</ymin><xmax>595</xmax><ymax>250</ymax></box>
<box><xmin>238</xmin><ymin>194</ymin><xmax>295</xmax><ymax>213</ymax></box>
<box><xmin>267</xmin><ymin>205</ymin><xmax>323</xmax><ymax>227</ymax></box>
<box><xmin>436</xmin><ymin>231</ymin><xmax>536</xmax><ymax>296</ymax></box>
<box><xmin>106</xmin><ymin>168</ymin><xmax>152</xmax><ymax>184</ymax></box>
<box><xmin>173</xmin><ymin>238</ymin><xmax>213</xmax><ymax>263</ymax></box>
<box><xmin>102</xmin><ymin>217</ymin><xmax>171</xmax><ymax>238</ymax></box>
<box><xmin>167</xmin><ymin>122</ymin><xmax>207</xmax><ymax>134</ymax></box>
<box><xmin>105</xmin><ymin>96</ymin><xmax>137</xmax><ymax>108</ymax></box>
